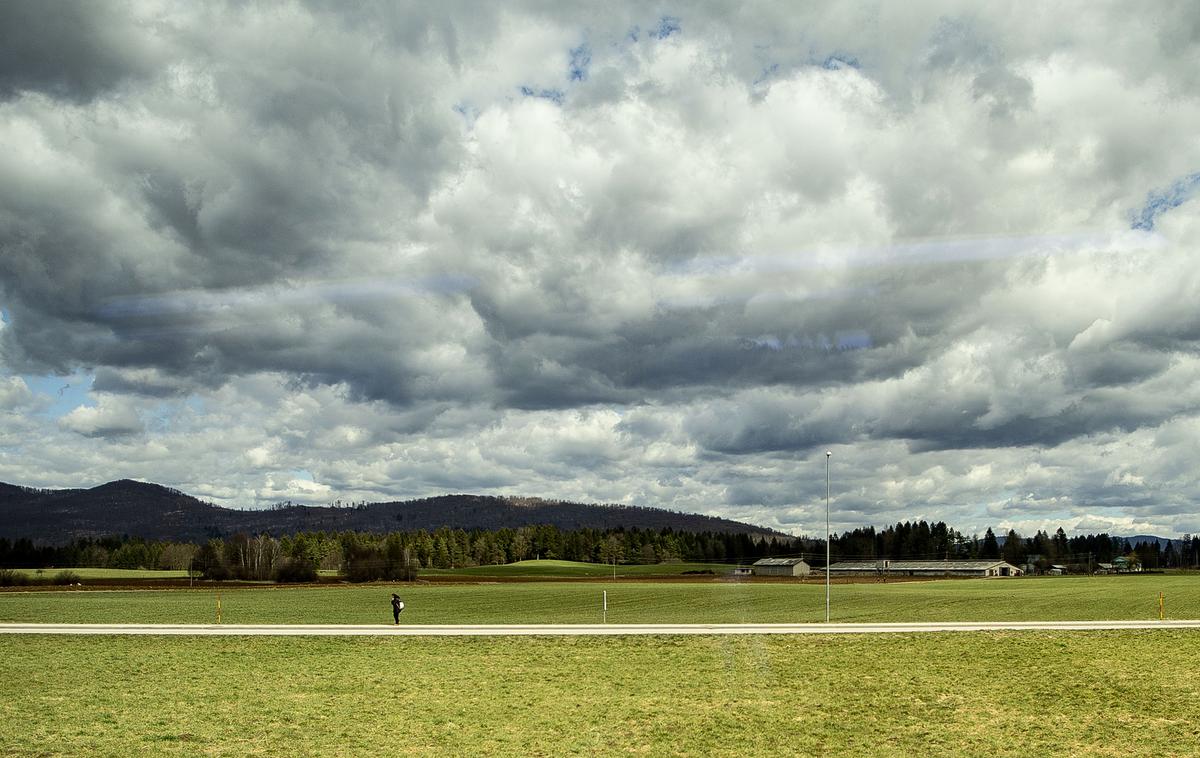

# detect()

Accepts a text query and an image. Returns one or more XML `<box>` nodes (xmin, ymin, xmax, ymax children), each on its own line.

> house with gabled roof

<box><xmin>751</xmin><ymin>557</ymin><xmax>811</xmax><ymax>576</ymax></box>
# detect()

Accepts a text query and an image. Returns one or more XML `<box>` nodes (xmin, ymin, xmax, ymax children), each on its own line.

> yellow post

<box><xmin>1159</xmin><ymin>591</ymin><xmax>1164</xmax><ymax>621</ymax></box>
<box><xmin>217</xmin><ymin>592</ymin><xmax>223</xmax><ymax>624</ymax></box>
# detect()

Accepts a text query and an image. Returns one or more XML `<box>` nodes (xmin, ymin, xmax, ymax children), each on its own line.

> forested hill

<box><xmin>0</xmin><ymin>479</ymin><xmax>786</xmax><ymax>544</ymax></box>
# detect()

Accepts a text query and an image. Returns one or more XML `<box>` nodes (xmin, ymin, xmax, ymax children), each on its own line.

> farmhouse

<box><xmin>751</xmin><ymin>557</ymin><xmax>811</xmax><ymax>576</ymax></box>
<box><xmin>826</xmin><ymin>559</ymin><xmax>1024</xmax><ymax>578</ymax></box>
<box><xmin>1111</xmin><ymin>556</ymin><xmax>1140</xmax><ymax>572</ymax></box>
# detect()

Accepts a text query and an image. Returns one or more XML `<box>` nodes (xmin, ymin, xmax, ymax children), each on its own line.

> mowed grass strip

<box><xmin>1</xmin><ymin>575</ymin><xmax>1197</xmax><ymax>625</ymax></box>
<box><xmin>2</xmin><ymin>631</ymin><xmax>1199</xmax><ymax>757</ymax></box>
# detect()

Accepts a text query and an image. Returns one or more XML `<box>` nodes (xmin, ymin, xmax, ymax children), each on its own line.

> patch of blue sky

<box><xmin>835</xmin><ymin>330</ymin><xmax>873</xmax><ymax>350</ymax></box>
<box><xmin>519</xmin><ymin>85</ymin><xmax>565</xmax><ymax>105</ymax></box>
<box><xmin>452</xmin><ymin>101</ymin><xmax>480</xmax><ymax>128</ymax></box>
<box><xmin>0</xmin><ymin>307</ymin><xmax>9</xmax><ymax>324</ymax></box>
<box><xmin>821</xmin><ymin>53</ymin><xmax>860</xmax><ymax>71</ymax></box>
<box><xmin>650</xmin><ymin>16</ymin><xmax>681</xmax><ymax>40</ymax></box>
<box><xmin>751</xmin><ymin>53</ymin><xmax>860</xmax><ymax>97</ymax></box>
<box><xmin>143</xmin><ymin>400</ymin><xmax>178</xmax><ymax>433</ymax></box>
<box><xmin>750</xmin><ymin>62</ymin><xmax>780</xmax><ymax>98</ymax></box>
<box><xmin>668</xmin><ymin>231</ymin><xmax>1163</xmax><ymax>278</ymax></box>
<box><xmin>568</xmin><ymin>43</ymin><xmax>591</xmax><ymax>81</ymax></box>
<box><xmin>141</xmin><ymin>394</ymin><xmax>205</xmax><ymax>434</ymax></box>
<box><xmin>23</xmin><ymin>372</ymin><xmax>95</xmax><ymax>418</ymax></box>
<box><xmin>753</xmin><ymin>62</ymin><xmax>779</xmax><ymax>87</ymax></box>
<box><xmin>747</xmin><ymin>330</ymin><xmax>873</xmax><ymax>352</ymax></box>
<box><xmin>1131</xmin><ymin>172</ymin><xmax>1200</xmax><ymax>231</ymax></box>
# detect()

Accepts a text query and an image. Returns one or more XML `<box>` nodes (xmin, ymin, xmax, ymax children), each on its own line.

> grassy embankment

<box><xmin>3</xmin><ymin>631</ymin><xmax>1199</xmax><ymax>757</ymax></box>
<box><xmin>0</xmin><ymin>573</ymin><xmax>1195</xmax><ymax>625</ymax></box>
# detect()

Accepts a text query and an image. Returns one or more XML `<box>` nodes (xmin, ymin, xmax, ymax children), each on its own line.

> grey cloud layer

<box><xmin>2</xmin><ymin>1</ymin><xmax>1199</xmax><ymax>534</ymax></box>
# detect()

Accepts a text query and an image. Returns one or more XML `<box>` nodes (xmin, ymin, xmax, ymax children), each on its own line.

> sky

<box><xmin>1</xmin><ymin>1</ymin><xmax>1199</xmax><ymax>538</ymax></box>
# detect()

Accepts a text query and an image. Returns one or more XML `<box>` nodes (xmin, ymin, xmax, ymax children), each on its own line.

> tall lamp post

<box><xmin>825</xmin><ymin>450</ymin><xmax>831</xmax><ymax>623</ymax></box>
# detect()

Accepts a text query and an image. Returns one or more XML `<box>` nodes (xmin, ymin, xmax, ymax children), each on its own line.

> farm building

<box><xmin>731</xmin><ymin>567</ymin><xmax>753</xmax><ymax>577</ymax></box>
<box><xmin>826</xmin><ymin>559</ymin><xmax>1024</xmax><ymax>578</ymax></box>
<box><xmin>1111</xmin><ymin>556</ymin><xmax>1140</xmax><ymax>572</ymax></box>
<box><xmin>752</xmin><ymin>557</ymin><xmax>811</xmax><ymax>576</ymax></box>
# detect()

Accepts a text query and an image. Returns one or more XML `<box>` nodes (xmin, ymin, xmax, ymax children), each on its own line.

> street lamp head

<box><xmin>825</xmin><ymin>450</ymin><xmax>831</xmax><ymax>457</ymax></box>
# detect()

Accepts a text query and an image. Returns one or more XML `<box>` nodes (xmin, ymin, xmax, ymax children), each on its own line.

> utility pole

<box><xmin>825</xmin><ymin>450</ymin><xmax>831</xmax><ymax>624</ymax></box>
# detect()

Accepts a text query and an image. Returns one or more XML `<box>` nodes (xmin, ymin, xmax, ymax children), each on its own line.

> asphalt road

<box><xmin>2</xmin><ymin>620</ymin><xmax>1199</xmax><ymax>636</ymax></box>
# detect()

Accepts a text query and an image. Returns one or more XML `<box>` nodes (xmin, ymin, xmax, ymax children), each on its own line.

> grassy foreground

<box><xmin>1</xmin><ymin>574</ymin><xmax>1196</xmax><ymax>625</ymax></box>
<box><xmin>3</xmin><ymin>631</ymin><xmax>1199</xmax><ymax>757</ymax></box>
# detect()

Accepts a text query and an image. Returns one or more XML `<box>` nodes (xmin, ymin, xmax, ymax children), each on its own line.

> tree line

<box><xmin>0</xmin><ymin>526</ymin><xmax>801</xmax><ymax>582</ymax></box>
<box><xmin>2</xmin><ymin>521</ymin><xmax>1197</xmax><ymax>581</ymax></box>
<box><xmin>829</xmin><ymin>522</ymin><xmax>1200</xmax><ymax>572</ymax></box>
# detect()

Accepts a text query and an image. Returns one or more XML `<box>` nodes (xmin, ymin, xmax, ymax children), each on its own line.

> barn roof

<box><xmin>752</xmin><ymin>557</ymin><xmax>809</xmax><ymax>567</ymax></box>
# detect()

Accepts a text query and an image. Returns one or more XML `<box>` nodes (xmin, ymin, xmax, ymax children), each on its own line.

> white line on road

<box><xmin>2</xmin><ymin>621</ymin><xmax>1200</xmax><ymax>636</ymax></box>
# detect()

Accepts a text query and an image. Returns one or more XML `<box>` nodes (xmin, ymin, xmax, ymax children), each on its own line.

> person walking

<box><xmin>390</xmin><ymin>593</ymin><xmax>404</xmax><ymax>624</ymax></box>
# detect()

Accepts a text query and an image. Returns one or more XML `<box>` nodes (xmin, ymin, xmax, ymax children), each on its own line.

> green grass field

<box><xmin>10</xmin><ymin>567</ymin><xmax>193</xmax><ymax>580</ymax></box>
<box><xmin>1</xmin><ymin>574</ymin><xmax>1195</xmax><ymax>625</ymax></box>
<box><xmin>3</xmin><ymin>631</ymin><xmax>1198</xmax><ymax>757</ymax></box>
<box><xmin>4</xmin><ymin>575</ymin><xmax>1200</xmax><ymax>756</ymax></box>
<box><xmin>423</xmin><ymin>558</ymin><xmax>732</xmax><ymax>578</ymax></box>
<box><xmin>10</xmin><ymin>559</ymin><xmax>731</xmax><ymax>583</ymax></box>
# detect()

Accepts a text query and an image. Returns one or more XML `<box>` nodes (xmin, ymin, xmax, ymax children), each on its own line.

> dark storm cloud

<box><xmin>0</xmin><ymin>0</ymin><xmax>161</xmax><ymax>102</ymax></box>
<box><xmin>0</xmin><ymin>1</ymin><xmax>470</xmax><ymax>391</ymax></box>
<box><xmin>1065</xmin><ymin>343</ymin><xmax>1172</xmax><ymax>388</ymax></box>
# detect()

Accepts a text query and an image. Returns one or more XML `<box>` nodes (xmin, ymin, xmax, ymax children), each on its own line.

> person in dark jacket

<box><xmin>391</xmin><ymin>593</ymin><xmax>404</xmax><ymax>624</ymax></box>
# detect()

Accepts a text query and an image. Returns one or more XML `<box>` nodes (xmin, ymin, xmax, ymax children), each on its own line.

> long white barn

<box><xmin>827</xmin><ymin>560</ymin><xmax>1023</xmax><ymax>577</ymax></box>
<box><xmin>751</xmin><ymin>557</ymin><xmax>812</xmax><ymax>576</ymax></box>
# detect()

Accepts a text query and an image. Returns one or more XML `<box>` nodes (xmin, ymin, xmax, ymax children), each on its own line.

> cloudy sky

<box><xmin>2</xmin><ymin>1</ymin><xmax>1199</xmax><ymax>538</ymax></box>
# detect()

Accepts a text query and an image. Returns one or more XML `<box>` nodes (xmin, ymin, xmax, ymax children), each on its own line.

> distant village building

<box><xmin>826</xmin><ymin>559</ymin><xmax>1024</xmax><ymax>578</ymax></box>
<box><xmin>751</xmin><ymin>557</ymin><xmax>811</xmax><ymax>577</ymax></box>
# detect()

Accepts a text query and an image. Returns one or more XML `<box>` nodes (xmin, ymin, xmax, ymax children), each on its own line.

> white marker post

<box><xmin>603</xmin><ymin>590</ymin><xmax>608</xmax><ymax>624</ymax></box>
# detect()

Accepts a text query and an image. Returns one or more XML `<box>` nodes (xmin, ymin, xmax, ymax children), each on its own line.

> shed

<box><xmin>751</xmin><ymin>557</ymin><xmax>811</xmax><ymax>577</ymax></box>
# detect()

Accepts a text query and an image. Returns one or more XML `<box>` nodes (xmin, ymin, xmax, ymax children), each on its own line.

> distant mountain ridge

<box><xmin>0</xmin><ymin>479</ymin><xmax>787</xmax><ymax>545</ymax></box>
